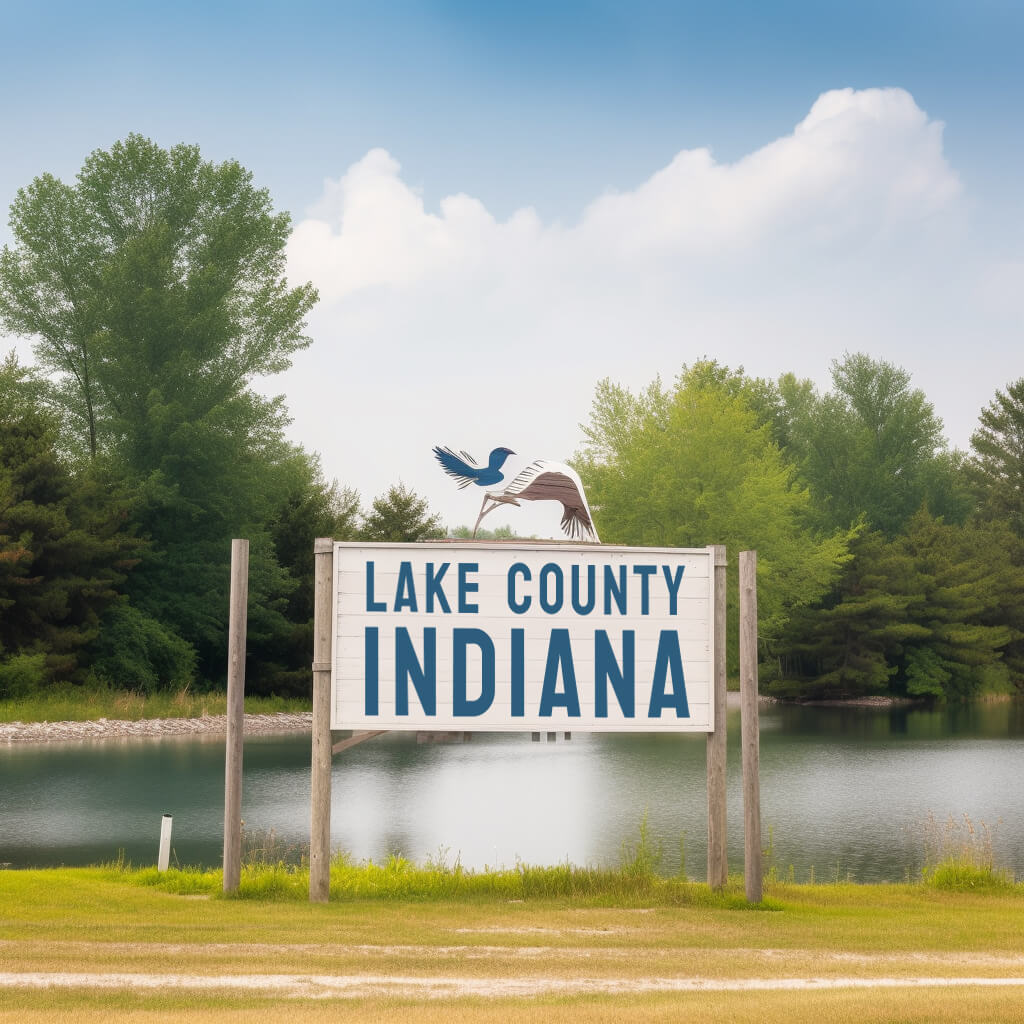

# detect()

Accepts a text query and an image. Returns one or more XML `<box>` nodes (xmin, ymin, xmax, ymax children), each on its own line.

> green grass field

<box><xmin>2</xmin><ymin>863</ymin><xmax>1023</xmax><ymax>1022</ymax></box>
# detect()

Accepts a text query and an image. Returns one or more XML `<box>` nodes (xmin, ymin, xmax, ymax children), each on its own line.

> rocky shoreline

<box><xmin>0</xmin><ymin>712</ymin><xmax>314</xmax><ymax>745</ymax></box>
<box><xmin>1</xmin><ymin>693</ymin><xmax>930</xmax><ymax>746</ymax></box>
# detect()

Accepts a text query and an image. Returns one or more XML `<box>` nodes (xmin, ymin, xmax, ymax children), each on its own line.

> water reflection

<box><xmin>1</xmin><ymin>701</ymin><xmax>1022</xmax><ymax>882</ymax></box>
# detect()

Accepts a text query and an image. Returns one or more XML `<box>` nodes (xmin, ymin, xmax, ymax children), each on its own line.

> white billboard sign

<box><xmin>330</xmin><ymin>542</ymin><xmax>715</xmax><ymax>733</ymax></box>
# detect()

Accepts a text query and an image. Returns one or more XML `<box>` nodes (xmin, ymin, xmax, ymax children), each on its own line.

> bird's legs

<box><xmin>472</xmin><ymin>492</ymin><xmax>521</xmax><ymax>537</ymax></box>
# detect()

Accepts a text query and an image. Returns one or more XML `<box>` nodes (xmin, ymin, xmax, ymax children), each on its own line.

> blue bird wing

<box><xmin>433</xmin><ymin>446</ymin><xmax>481</xmax><ymax>489</ymax></box>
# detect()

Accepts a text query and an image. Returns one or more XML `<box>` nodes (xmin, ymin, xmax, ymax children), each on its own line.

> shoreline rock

<box><xmin>0</xmin><ymin>712</ymin><xmax>314</xmax><ymax>745</ymax></box>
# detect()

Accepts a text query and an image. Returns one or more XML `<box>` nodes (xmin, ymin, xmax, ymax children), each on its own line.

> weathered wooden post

<box><xmin>223</xmin><ymin>538</ymin><xmax>248</xmax><ymax>893</ymax></box>
<box><xmin>706</xmin><ymin>544</ymin><xmax>728</xmax><ymax>889</ymax></box>
<box><xmin>310</xmin><ymin>537</ymin><xmax>334</xmax><ymax>903</ymax></box>
<box><xmin>739</xmin><ymin>549</ymin><xmax>762</xmax><ymax>902</ymax></box>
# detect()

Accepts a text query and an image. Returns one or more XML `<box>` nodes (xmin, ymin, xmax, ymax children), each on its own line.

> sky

<box><xmin>2</xmin><ymin>0</ymin><xmax>1023</xmax><ymax>536</ymax></box>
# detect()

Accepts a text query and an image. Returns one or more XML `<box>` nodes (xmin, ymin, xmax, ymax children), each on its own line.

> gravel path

<box><xmin>0</xmin><ymin>712</ymin><xmax>313</xmax><ymax>744</ymax></box>
<box><xmin>2</xmin><ymin>971</ymin><xmax>1023</xmax><ymax>999</ymax></box>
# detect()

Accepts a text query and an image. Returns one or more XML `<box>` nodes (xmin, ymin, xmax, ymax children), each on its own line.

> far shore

<box><xmin>0</xmin><ymin>711</ymin><xmax>314</xmax><ymax>745</ymax></box>
<box><xmin>2</xmin><ymin>691</ymin><xmax>983</xmax><ymax>745</ymax></box>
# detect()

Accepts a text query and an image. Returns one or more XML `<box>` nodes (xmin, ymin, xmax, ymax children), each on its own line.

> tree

<box><xmin>449</xmin><ymin>524</ymin><xmax>520</xmax><ymax>540</ymax></box>
<box><xmin>361</xmin><ymin>484</ymin><xmax>444</xmax><ymax>543</ymax></box>
<box><xmin>0</xmin><ymin>354</ymin><xmax>141</xmax><ymax>694</ymax></box>
<box><xmin>967</xmin><ymin>378</ymin><xmax>1024</xmax><ymax>536</ymax></box>
<box><xmin>0</xmin><ymin>137</ymin><xmax>320</xmax><ymax>686</ymax></box>
<box><xmin>0</xmin><ymin>134</ymin><xmax>317</xmax><ymax>464</ymax></box>
<box><xmin>574</xmin><ymin>363</ymin><xmax>852</xmax><ymax>649</ymax></box>
<box><xmin>774</xmin><ymin>530</ymin><xmax>928</xmax><ymax>698</ymax></box>
<box><xmin>776</xmin><ymin>513</ymin><xmax>1024</xmax><ymax>700</ymax></box>
<box><xmin>780</xmin><ymin>353</ymin><xmax>965</xmax><ymax>535</ymax></box>
<box><xmin>255</xmin><ymin>456</ymin><xmax>361</xmax><ymax>694</ymax></box>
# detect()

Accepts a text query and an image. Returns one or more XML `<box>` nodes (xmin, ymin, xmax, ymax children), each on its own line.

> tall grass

<box><xmin>121</xmin><ymin>820</ymin><xmax>767</xmax><ymax>908</ymax></box>
<box><xmin>918</xmin><ymin>812</ymin><xmax>1015</xmax><ymax>890</ymax></box>
<box><xmin>0</xmin><ymin>684</ymin><xmax>310</xmax><ymax>723</ymax></box>
<box><xmin>109</xmin><ymin>813</ymin><xmax>1022</xmax><ymax>903</ymax></box>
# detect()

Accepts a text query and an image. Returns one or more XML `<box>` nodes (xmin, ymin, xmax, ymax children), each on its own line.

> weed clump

<box><xmin>919</xmin><ymin>812</ymin><xmax>1015</xmax><ymax>891</ymax></box>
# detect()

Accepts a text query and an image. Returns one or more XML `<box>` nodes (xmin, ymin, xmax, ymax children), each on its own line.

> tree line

<box><xmin>0</xmin><ymin>136</ymin><xmax>442</xmax><ymax>699</ymax></box>
<box><xmin>2</xmin><ymin>136</ymin><xmax>1022</xmax><ymax>702</ymax></box>
<box><xmin>573</xmin><ymin>360</ymin><xmax>1024</xmax><ymax>700</ymax></box>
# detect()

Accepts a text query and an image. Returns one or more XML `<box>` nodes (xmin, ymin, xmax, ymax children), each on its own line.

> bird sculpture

<box><xmin>432</xmin><ymin>445</ymin><xmax>601</xmax><ymax>543</ymax></box>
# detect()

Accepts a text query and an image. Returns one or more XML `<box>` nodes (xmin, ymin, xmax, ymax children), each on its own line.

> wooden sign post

<box><xmin>223</xmin><ymin>538</ymin><xmax>248</xmax><ymax>894</ymax></box>
<box><xmin>706</xmin><ymin>544</ymin><xmax>728</xmax><ymax>889</ymax></box>
<box><xmin>310</xmin><ymin>538</ymin><xmax>335</xmax><ymax>903</ymax></box>
<box><xmin>739</xmin><ymin>550</ymin><xmax>763</xmax><ymax>902</ymax></box>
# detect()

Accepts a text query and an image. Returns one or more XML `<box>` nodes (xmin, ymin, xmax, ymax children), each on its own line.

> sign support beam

<box><xmin>740</xmin><ymin>549</ymin><xmax>763</xmax><ymax>902</ymax></box>
<box><xmin>706</xmin><ymin>544</ymin><xmax>728</xmax><ymax>889</ymax></box>
<box><xmin>310</xmin><ymin>537</ymin><xmax>334</xmax><ymax>903</ymax></box>
<box><xmin>223</xmin><ymin>538</ymin><xmax>248</xmax><ymax>894</ymax></box>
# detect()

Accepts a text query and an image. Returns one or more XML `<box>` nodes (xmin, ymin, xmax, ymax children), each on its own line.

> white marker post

<box><xmin>157</xmin><ymin>814</ymin><xmax>173</xmax><ymax>872</ymax></box>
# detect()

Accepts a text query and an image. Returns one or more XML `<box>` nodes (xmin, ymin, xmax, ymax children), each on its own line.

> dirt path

<box><xmin>2</xmin><ymin>970</ymin><xmax>1024</xmax><ymax>999</ymax></box>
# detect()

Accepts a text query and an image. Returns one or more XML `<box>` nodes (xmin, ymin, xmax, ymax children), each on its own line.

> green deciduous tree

<box><xmin>574</xmin><ymin>363</ymin><xmax>852</xmax><ymax>649</ymax></box>
<box><xmin>780</xmin><ymin>353</ymin><xmax>967</xmax><ymax>535</ymax></box>
<box><xmin>0</xmin><ymin>134</ymin><xmax>317</xmax><ymax>465</ymax></box>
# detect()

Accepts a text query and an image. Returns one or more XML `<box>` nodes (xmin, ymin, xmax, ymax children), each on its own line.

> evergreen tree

<box><xmin>967</xmin><ymin>378</ymin><xmax>1024</xmax><ymax>536</ymax></box>
<box><xmin>776</xmin><ymin>513</ymin><xmax>1024</xmax><ymax>699</ymax></box>
<box><xmin>361</xmin><ymin>484</ymin><xmax>444</xmax><ymax>543</ymax></box>
<box><xmin>0</xmin><ymin>355</ymin><xmax>141</xmax><ymax>694</ymax></box>
<box><xmin>774</xmin><ymin>529</ymin><xmax>928</xmax><ymax>698</ymax></box>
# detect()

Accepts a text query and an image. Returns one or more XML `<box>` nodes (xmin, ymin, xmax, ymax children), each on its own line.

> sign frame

<box><xmin>329</xmin><ymin>540</ymin><xmax>717</xmax><ymax>734</ymax></box>
<box><xmin>308</xmin><ymin>537</ymin><xmax>730</xmax><ymax>903</ymax></box>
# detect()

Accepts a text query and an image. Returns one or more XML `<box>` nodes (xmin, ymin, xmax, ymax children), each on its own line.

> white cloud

<box><xmin>276</xmin><ymin>87</ymin><xmax>1011</xmax><ymax>535</ymax></box>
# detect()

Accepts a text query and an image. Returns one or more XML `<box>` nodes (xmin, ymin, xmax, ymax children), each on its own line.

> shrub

<box><xmin>0</xmin><ymin>651</ymin><xmax>48</xmax><ymax>698</ymax></box>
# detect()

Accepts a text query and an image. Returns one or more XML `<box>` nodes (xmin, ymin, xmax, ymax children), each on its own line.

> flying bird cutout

<box><xmin>432</xmin><ymin>445</ymin><xmax>601</xmax><ymax>543</ymax></box>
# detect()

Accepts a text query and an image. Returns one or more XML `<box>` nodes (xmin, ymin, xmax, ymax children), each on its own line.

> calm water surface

<box><xmin>2</xmin><ymin>701</ymin><xmax>1022</xmax><ymax>882</ymax></box>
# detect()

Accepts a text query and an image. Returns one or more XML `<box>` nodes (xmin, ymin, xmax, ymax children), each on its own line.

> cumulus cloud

<box><xmin>288</xmin><ymin>87</ymin><xmax>960</xmax><ymax>301</ymax></box>
<box><xmin>277</xmin><ymin>88</ymin><xmax>1006</xmax><ymax>535</ymax></box>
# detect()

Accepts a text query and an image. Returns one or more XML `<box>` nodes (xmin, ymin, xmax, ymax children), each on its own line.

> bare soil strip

<box><xmin>4</xmin><ymin>939</ymin><xmax>1024</xmax><ymax>969</ymax></box>
<box><xmin>2</xmin><ymin>972</ymin><xmax>1024</xmax><ymax>999</ymax></box>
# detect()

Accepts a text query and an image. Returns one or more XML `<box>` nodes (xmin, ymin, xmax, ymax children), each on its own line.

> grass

<box><xmin>105</xmin><ymin>808</ymin><xmax>1020</xmax><ymax>905</ymax></box>
<box><xmin>919</xmin><ymin>812</ymin><xmax>1016</xmax><ymax>891</ymax></box>
<box><xmin>121</xmin><ymin>816</ymin><xmax>773</xmax><ymax>908</ymax></box>
<box><xmin>0</xmin><ymin>685</ymin><xmax>310</xmax><ymax>724</ymax></box>
<box><xmin>124</xmin><ymin>854</ymin><xmax>770</xmax><ymax>908</ymax></box>
<box><xmin>2</xmin><ymin>865</ymin><xmax>1024</xmax><ymax>1022</ymax></box>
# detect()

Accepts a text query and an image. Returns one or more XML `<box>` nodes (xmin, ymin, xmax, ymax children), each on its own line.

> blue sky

<box><xmin>3</xmin><ymin>1</ymin><xmax>1023</xmax><ymax>531</ymax></box>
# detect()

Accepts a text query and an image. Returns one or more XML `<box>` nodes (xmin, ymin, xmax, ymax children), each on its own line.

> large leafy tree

<box><xmin>0</xmin><ymin>134</ymin><xmax>317</xmax><ymax>465</ymax></box>
<box><xmin>574</xmin><ymin>363</ymin><xmax>852</xmax><ymax>650</ymax></box>
<box><xmin>0</xmin><ymin>136</ymin><xmax>320</xmax><ymax>685</ymax></box>
<box><xmin>967</xmin><ymin>378</ymin><xmax>1024</xmax><ymax>536</ymax></box>
<box><xmin>780</xmin><ymin>353</ymin><xmax>968</xmax><ymax>535</ymax></box>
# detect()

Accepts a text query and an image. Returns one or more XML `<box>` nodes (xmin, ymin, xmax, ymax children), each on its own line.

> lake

<box><xmin>2</xmin><ymin>700</ymin><xmax>1022</xmax><ymax>882</ymax></box>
